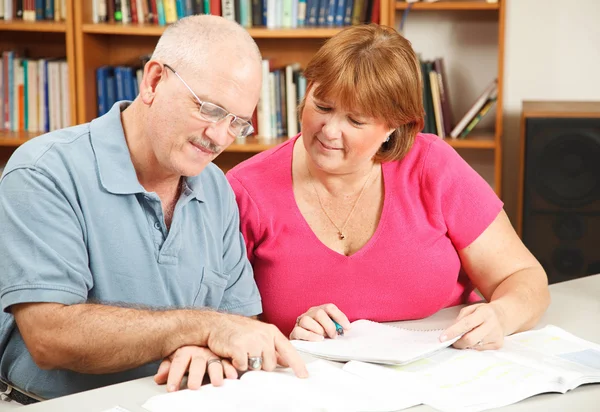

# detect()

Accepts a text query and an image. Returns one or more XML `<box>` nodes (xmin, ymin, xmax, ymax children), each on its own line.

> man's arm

<box><xmin>13</xmin><ymin>302</ymin><xmax>307</xmax><ymax>377</ymax></box>
<box><xmin>12</xmin><ymin>302</ymin><xmax>220</xmax><ymax>373</ymax></box>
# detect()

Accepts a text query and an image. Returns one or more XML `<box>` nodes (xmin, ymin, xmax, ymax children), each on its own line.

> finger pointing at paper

<box><xmin>290</xmin><ymin>303</ymin><xmax>352</xmax><ymax>341</ymax></box>
<box><xmin>439</xmin><ymin>302</ymin><xmax>505</xmax><ymax>351</ymax></box>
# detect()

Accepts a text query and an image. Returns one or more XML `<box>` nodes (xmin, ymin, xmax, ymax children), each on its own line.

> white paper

<box><xmin>142</xmin><ymin>360</ymin><xmax>420</xmax><ymax>412</ymax></box>
<box><xmin>291</xmin><ymin>319</ymin><xmax>459</xmax><ymax>365</ymax></box>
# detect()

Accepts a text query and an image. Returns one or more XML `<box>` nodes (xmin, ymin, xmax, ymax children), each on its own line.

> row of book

<box><xmin>95</xmin><ymin>58</ymin><xmax>307</xmax><ymax>139</ymax></box>
<box><xmin>1</xmin><ymin>51</ymin><xmax>71</xmax><ymax>133</ymax></box>
<box><xmin>420</xmin><ymin>57</ymin><xmax>496</xmax><ymax>139</ymax></box>
<box><xmin>256</xmin><ymin>61</ymin><xmax>307</xmax><ymax>139</ymax></box>
<box><xmin>96</xmin><ymin>65</ymin><xmax>142</xmax><ymax>117</ymax></box>
<box><xmin>92</xmin><ymin>0</ymin><xmax>381</xmax><ymax>28</ymax></box>
<box><xmin>0</xmin><ymin>0</ymin><xmax>67</xmax><ymax>21</ymax></box>
<box><xmin>403</xmin><ymin>0</ymin><xmax>498</xmax><ymax>4</ymax></box>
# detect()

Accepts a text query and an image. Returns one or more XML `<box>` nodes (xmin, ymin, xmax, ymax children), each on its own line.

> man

<box><xmin>0</xmin><ymin>15</ymin><xmax>306</xmax><ymax>404</ymax></box>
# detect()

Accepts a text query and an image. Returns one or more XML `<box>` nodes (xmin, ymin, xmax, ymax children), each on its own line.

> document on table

<box><xmin>142</xmin><ymin>360</ymin><xmax>421</xmax><ymax>412</ymax></box>
<box><xmin>291</xmin><ymin>319</ymin><xmax>459</xmax><ymax>365</ymax></box>
<box><xmin>342</xmin><ymin>325</ymin><xmax>600</xmax><ymax>412</ymax></box>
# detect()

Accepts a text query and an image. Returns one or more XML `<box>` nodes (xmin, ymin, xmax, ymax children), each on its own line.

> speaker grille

<box><xmin>534</xmin><ymin>133</ymin><xmax>600</xmax><ymax>208</ymax></box>
<box><xmin>523</xmin><ymin>117</ymin><xmax>600</xmax><ymax>284</ymax></box>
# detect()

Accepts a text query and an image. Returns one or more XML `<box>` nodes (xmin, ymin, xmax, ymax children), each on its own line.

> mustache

<box><xmin>191</xmin><ymin>137</ymin><xmax>221</xmax><ymax>154</ymax></box>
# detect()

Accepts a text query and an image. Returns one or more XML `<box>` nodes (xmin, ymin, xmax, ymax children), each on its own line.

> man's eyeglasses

<box><xmin>164</xmin><ymin>64</ymin><xmax>255</xmax><ymax>139</ymax></box>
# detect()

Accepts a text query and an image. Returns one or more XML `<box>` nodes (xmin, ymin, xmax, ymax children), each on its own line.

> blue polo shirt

<box><xmin>0</xmin><ymin>102</ymin><xmax>262</xmax><ymax>399</ymax></box>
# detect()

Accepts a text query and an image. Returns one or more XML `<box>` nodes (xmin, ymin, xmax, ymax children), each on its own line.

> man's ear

<box><xmin>140</xmin><ymin>60</ymin><xmax>164</xmax><ymax>105</ymax></box>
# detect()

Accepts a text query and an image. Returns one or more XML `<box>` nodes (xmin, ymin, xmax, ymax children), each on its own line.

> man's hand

<box><xmin>154</xmin><ymin>346</ymin><xmax>238</xmax><ymax>391</ymax></box>
<box><xmin>440</xmin><ymin>303</ymin><xmax>505</xmax><ymax>350</ymax></box>
<box><xmin>206</xmin><ymin>315</ymin><xmax>308</xmax><ymax>378</ymax></box>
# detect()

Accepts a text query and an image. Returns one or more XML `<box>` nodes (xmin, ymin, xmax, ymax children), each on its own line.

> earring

<box><xmin>384</xmin><ymin>135</ymin><xmax>391</xmax><ymax>143</ymax></box>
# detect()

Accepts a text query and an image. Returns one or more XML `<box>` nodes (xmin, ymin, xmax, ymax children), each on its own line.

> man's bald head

<box><xmin>151</xmin><ymin>15</ymin><xmax>262</xmax><ymax>73</ymax></box>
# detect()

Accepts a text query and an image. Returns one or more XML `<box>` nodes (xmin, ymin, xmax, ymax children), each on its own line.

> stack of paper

<box><xmin>142</xmin><ymin>360</ymin><xmax>421</xmax><ymax>412</ymax></box>
<box><xmin>291</xmin><ymin>319</ymin><xmax>459</xmax><ymax>365</ymax></box>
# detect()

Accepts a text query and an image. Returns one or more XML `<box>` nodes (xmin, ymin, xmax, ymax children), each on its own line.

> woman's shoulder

<box><xmin>226</xmin><ymin>136</ymin><xmax>296</xmax><ymax>184</ymax></box>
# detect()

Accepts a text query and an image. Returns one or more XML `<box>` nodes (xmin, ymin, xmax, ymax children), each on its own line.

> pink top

<box><xmin>227</xmin><ymin>134</ymin><xmax>503</xmax><ymax>336</ymax></box>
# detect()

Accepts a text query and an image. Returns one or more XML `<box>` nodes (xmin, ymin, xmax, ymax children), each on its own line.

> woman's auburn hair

<box><xmin>298</xmin><ymin>24</ymin><xmax>425</xmax><ymax>163</ymax></box>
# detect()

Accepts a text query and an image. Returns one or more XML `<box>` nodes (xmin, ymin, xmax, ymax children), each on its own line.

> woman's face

<box><xmin>301</xmin><ymin>84</ymin><xmax>394</xmax><ymax>174</ymax></box>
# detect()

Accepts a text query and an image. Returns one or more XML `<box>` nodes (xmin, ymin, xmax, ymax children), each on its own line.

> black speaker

<box><xmin>519</xmin><ymin>102</ymin><xmax>600</xmax><ymax>284</ymax></box>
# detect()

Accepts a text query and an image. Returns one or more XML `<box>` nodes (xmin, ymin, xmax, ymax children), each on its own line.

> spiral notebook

<box><xmin>291</xmin><ymin>319</ymin><xmax>460</xmax><ymax>365</ymax></box>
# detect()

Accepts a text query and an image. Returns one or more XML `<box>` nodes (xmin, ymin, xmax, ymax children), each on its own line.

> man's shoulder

<box><xmin>3</xmin><ymin>124</ymin><xmax>91</xmax><ymax>178</ymax></box>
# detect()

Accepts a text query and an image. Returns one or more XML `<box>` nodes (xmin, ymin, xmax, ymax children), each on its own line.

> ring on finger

<box><xmin>207</xmin><ymin>358</ymin><xmax>222</xmax><ymax>367</ymax></box>
<box><xmin>248</xmin><ymin>356</ymin><xmax>263</xmax><ymax>371</ymax></box>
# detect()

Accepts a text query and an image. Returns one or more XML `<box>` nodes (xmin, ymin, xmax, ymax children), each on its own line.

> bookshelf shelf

<box><xmin>0</xmin><ymin>20</ymin><xmax>67</xmax><ymax>32</ymax></box>
<box><xmin>82</xmin><ymin>23</ymin><xmax>347</xmax><ymax>38</ymax></box>
<box><xmin>396</xmin><ymin>1</ymin><xmax>499</xmax><ymax>11</ymax></box>
<box><xmin>0</xmin><ymin>131</ymin><xmax>40</xmax><ymax>147</ymax></box>
<box><xmin>444</xmin><ymin>133</ymin><xmax>496</xmax><ymax>149</ymax></box>
<box><xmin>227</xmin><ymin>137</ymin><xmax>290</xmax><ymax>153</ymax></box>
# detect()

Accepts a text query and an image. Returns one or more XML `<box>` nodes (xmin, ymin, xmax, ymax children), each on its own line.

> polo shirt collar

<box><xmin>90</xmin><ymin>101</ymin><xmax>206</xmax><ymax>202</ymax></box>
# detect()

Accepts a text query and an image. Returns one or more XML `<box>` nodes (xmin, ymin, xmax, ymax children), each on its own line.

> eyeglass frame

<box><xmin>163</xmin><ymin>63</ymin><xmax>255</xmax><ymax>138</ymax></box>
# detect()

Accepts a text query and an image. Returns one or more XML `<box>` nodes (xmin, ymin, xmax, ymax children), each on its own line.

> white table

<box><xmin>14</xmin><ymin>274</ymin><xmax>600</xmax><ymax>412</ymax></box>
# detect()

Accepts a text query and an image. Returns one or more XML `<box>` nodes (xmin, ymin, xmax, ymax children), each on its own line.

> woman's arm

<box><xmin>442</xmin><ymin>210</ymin><xmax>550</xmax><ymax>348</ymax></box>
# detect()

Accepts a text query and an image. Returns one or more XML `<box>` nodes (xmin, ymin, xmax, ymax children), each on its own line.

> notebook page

<box><xmin>142</xmin><ymin>360</ymin><xmax>420</xmax><ymax>412</ymax></box>
<box><xmin>291</xmin><ymin>319</ymin><xmax>459</xmax><ymax>365</ymax></box>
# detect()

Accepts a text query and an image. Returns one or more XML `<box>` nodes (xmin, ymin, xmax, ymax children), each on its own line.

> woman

<box><xmin>226</xmin><ymin>24</ymin><xmax>549</xmax><ymax>350</ymax></box>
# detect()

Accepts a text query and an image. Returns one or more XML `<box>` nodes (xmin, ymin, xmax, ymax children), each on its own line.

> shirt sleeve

<box><xmin>420</xmin><ymin>138</ymin><xmax>504</xmax><ymax>250</ymax></box>
<box><xmin>226</xmin><ymin>172</ymin><xmax>262</xmax><ymax>265</ymax></box>
<box><xmin>218</xmin><ymin>182</ymin><xmax>262</xmax><ymax>316</ymax></box>
<box><xmin>0</xmin><ymin>168</ymin><xmax>93</xmax><ymax>312</ymax></box>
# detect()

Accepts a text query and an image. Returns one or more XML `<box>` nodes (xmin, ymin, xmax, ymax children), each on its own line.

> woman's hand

<box><xmin>290</xmin><ymin>303</ymin><xmax>352</xmax><ymax>341</ymax></box>
<box><xmin>440</xmin><ymin>302</ymin><xmax>506</xmax><ymax>350</ymax></box>
<box><xmin>154</xmin><ymin>346</ymin><xmax>238</xmax><ymax>391</ymax></box>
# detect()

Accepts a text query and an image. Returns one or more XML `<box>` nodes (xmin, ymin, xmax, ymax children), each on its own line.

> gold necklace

<box><xmin>307</xmin><ymin>163</ymin><xmax>375</xmax><ymax>241</ymax></box>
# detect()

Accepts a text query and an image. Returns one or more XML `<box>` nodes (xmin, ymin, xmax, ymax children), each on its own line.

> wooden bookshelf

<box><xmin>396</xmin><ymin>1</ymin><xmax>500</xmax><ymax>11</ymax></box>
<box><xmin>0</xmin><ymin>0</ymin><xmax>76</xmax><ymax>165</ymax></box>
<box><xmin>0</xmin><ymin>20</ymin><xmax>68</xmax><ymax>32</ymax></box>
<box><xmin>390</xmin><ymin>0</ymin><xmax>505</xmax><ymax>196</ymax></box>
<box><xmin>72</xmin><ymin>1</ymin><xmax>393</xmax><ymax>170</ymax></box>
<box><xmin>0</xmin><ymin>131</ymin><xmax>41</xmax><ymax>146</ymax></box>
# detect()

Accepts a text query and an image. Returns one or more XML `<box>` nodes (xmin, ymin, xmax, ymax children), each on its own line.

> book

<box><xmin>343</xmin><ymin>325</ymin><xmax>600</xmax><ymax>412</ymax></box>
<box><xmin>142</xmin><ymin>360</ymin><xmax>421</xmax><ymax>412</ymax></box>
<box><xmin>291</xmin><ymin>319</ymin><xmax>460</xmax><ymax>365</ymax></box>
<box><xmin>449</xmin><ymin>78</ymin><xmax>497</xmax><ymax>138</ymax></box>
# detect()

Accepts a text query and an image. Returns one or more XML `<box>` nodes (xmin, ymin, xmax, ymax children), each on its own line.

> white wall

<box><xmin>503</xmin><ymin>0</ymin><xmax>600</xmax><ymax>221</ymax></box>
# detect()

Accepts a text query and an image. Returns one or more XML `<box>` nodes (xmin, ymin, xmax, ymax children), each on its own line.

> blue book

<box><xmin>36</xmin><ymin>0</ymin><xmax>45</xmax><ymax>20</ymax></box>
<box><xmin>157</xmin><ymin>0</ymin><xmax>167</xmax><ymax>25</ymax></box>
<box><xmin>343</xmin><ymin>0</ymin><xmax>353</xmax><ymax>25</ymax></box>
<box><xmin>96</xmin><ymin>66</ymin><xmax>110</xmax><ymax>116</ymax></box>
<box><xmin>306</xmin><ymin>0</ymin><xmax>318</xmax><ymax>26</ymax></box>
<box><xmin>106</xmin><ymin>73</ymin><xmax>116</xmax><ymax>111</ymax></box>
<box><xmin>23</xmin><ymin>60</ymin><xmax>28</xmax><ymax>131</ymax></box>
<box><xmin>45</xmin><ymin>0</ymin><xmax>54</xmax><ymax>20</ymax></box>
<box><xmin>175</xmin><ymin>0</ymin><xmax>186</xmax><ymax>18</ymax></box>
<box><xmin>43</xmin><ymin>60</ymin><xmax>49</xmax><ymax>132</ymax></box>
<box><xmin>325</xmin><ymin>0</ymin><xmax>336</xmax><ymax>26</ymax></box>
<box><xmin>114</xmin><ymin>67</ymin><xmax>126</xmax><ymax>102</ymax></box>
<box><xmin>124</xmin><ymin>67</ymin><xmax>135</xmax><ymax>101</ymax></box>
<box><xmin>317</xmin><ymin>0</ymin><xmax>328</xmax><ymax>26</ymax></box>
<box><xmin>335</xmin><ymin>0</ymin><xmax>345</xmax><ymax>26</ymax></box>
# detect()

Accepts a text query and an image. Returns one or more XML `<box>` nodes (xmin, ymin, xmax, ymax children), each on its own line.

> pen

<box><xmin>332</xmin><ymin>320</ymin><xmax>344</xmax><ymax>336</ymax></box>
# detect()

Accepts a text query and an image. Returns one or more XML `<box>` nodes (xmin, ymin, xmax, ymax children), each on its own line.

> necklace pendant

<box><xmin>339</xmin><ymin>232</ymin><xmax>346</xmax><ymax>240</ymax></box>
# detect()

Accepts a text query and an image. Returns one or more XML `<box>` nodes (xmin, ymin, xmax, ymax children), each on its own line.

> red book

<box><xmin>210</xmin><ymin>0</ymin><xmax>221</xmax><ymax>16</ymax></box>
<box><xmin>130</xmin><ymin>0</ymin><xmax>139</xmax><ymax>23</ymax></box>
<box><xmin>371</xmin><ymin>0</ymin><xmax>380</xmax><ymax>24</ymax></box>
